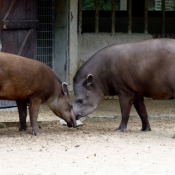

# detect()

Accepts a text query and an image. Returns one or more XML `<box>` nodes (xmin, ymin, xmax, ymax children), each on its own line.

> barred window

<box><xmin>78</xmin><ymin>0</ymin><xmax>175</xmax><ymax>38</ymax></box>
<box><xmin>154</xmin><ymin>0</ymin><xmax>175</xmax><ymax>11</ymax></box>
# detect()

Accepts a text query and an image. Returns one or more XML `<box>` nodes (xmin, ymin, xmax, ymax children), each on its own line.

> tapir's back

<box><xmin>0</xmin><ymin>52</ymin><xmax>56</xmax><ymax>100</ymax></box>
<box><xmin>120</xmin><ymin>39</ymin><xmax>175</xmax><ymax>98</ymax></box>
<box><xmin>98</xmin><ymin>39</ymin><xmax>175</xmax><ymax>98</ymax></box>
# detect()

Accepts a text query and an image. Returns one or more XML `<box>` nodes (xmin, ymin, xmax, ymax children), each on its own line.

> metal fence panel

<box><xmin>37</xmin><ymin>0</ymin><xmax>54</xmax><ymax>68</ymax></box>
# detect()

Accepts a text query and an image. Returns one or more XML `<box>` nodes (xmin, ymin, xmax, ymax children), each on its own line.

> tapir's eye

<box><xmin>78</xmin><ymin>99</ymin><xmax>83</xmax><ymax>104</ymax></box>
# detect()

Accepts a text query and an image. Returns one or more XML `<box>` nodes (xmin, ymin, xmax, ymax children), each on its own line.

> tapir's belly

<box><xmin>129</xmin><ymin>72</ymin><xmax>174</xmax><ymax>99</ymax></box>
<box><xmin>140</xmin><ymin>88</ymin><xmax>172</xmax><ymax>99</ymax></box>
<box><xmin>0</xmin><ymin>84</ymin><xmax>32</xmax><ymax>100</ymax></box>
<box><xmin>0</xmin><ymin>77</ymin><xmax>42</xmax><ymax>100</ymax></box>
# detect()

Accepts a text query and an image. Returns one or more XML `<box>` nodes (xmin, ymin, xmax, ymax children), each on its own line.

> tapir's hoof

<box><xmin>115</xmin><ymin>126</ymin><xmax>127</xmax><ymax>132</ymax></box>
<box><xmin>141</xmin><ymin>124</ymin><xmax>151</xmax><ymax>131</ymax></box>
<box><xmin>19</xmin><ymin>127</ymin><xmax>28</xmax><ymax>131</ymax></box>
<box><xmin>32</xmin><ymin>129</ymin><xmax>42</xmax><ymax>136</ymax></box>
<box><xmin>33</xmin><ymin>132</ymin><xmax>42</xmax><ymax>136</ymax></box>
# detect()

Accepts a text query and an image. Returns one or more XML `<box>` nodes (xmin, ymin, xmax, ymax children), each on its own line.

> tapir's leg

<box><xmin>116</xmin><ymin>94</ymin><xmax>133</xmax><ymax>132</ymax></box>
<box><xmin>172</xmin><ymin>93</ymin><xmax>175</xmax><ymax>138</ymax></box>
<box><xmin>16</xmin><ymin>100</ymin><xmax>27</xmax><ymax>131</ymax></box>
<box><xmin>133</xmin><ymin>96</ymin><xmax>151</xmax><ymax>131</ymax></box>
<box><xmin>28</xmin><ymin>97</ymin><xmax>41</xmax><ymax>135</ymax></box>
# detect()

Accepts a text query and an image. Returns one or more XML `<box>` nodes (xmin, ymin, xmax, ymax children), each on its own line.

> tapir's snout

<box><xmin>67</xmin><ymin>120</ymin><xmax>77</xmax><ymax>128</ymax></box>
<box><xmin>67</xmin><ymin>122</ymin><xmax>73</xmax><ymax>128</ymax></box>
<box><xmin>67</xmin><ymin>110</ymin><xmax>77</xmax><ymax>128</ymax></box>
<box><xmin>67</xmin><ymin>119</ymin><xmax>77</xmax><ymax>128</ymax></box>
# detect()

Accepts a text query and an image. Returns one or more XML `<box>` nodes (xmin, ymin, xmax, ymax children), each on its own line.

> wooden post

<box><xmin>128</xmin><ymin>0</ymin><xmax>132</xmax><ymax>34</ymax></box>
<box><xmin>78</xmin><ymin>0</ymin><xmax>82</xmax><ymax>34</ymax></box>
<box><xmin>162</xmin><ymin>0</ymin><xmax>165</xmax><ymax>37</ymax></box>
<box><xmin>144</xmin><ymin>0</ymin><xmax>148</xmax><ymax>34</ymax></box>
<box><xmin>111</xmin><ymin>0</ymin><xmax>116</xmax><ymax>33</ymax></box>
<box><xmin>95</xmin><ymin>0</ymin><xmax>99</xmax><ymax>33</ymax></box>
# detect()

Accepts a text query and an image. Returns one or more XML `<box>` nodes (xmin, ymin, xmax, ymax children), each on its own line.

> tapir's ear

<box><xmin>86</xmin><ymin>74</ymin><xmax>94</xmax><ymax>86</ymax></box>
<box><xmin>62</xmin><ymin>82</ymin><xmax>68</xmax><ymax>95</ymax></box>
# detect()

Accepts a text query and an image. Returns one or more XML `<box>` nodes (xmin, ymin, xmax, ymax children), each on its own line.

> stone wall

<box><xmin>77</xmin><ymin>33</ymin><xmax>153</xmax><ymax>68</ymax></box>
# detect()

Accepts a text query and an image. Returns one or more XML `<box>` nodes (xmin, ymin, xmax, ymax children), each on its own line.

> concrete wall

<box><xmin>77</xmin><ymin>33</ymin><xmax>153</xmax><ymax>67</ymax></box>
<box><xmin>69</xmin><ymin>0</ymin><xmax>78</xmax><ymax>90</ymax></box>
<box><xmin>54</xmin><ymin>0</ymin><xmax>69</xmax><ymax>82</ymax></box>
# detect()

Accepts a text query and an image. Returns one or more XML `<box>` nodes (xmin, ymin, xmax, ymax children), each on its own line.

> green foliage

<box><xmin>83</xmin><ymin>0</ymin><xmax>120</xmax><ymax>10</ymax></box>
<box><xmin>82</xmin><ymin>0</ymin><xmax>175</xmax><ymax>11</ymax></box>
<box><xmin>83</xmin><ymin>0</ymin><xmax>95</xmax><ymax>10</ymax></box>
<box><xmin>100</xmin><ymin>0</ymin><xmax>112</xmax><ymax>10</ymax></box>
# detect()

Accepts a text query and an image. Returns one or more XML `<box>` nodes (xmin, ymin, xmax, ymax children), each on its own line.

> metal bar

<box><xmin>128</xmin><ymin>0</ymin><xmax>132</xmax><ymax>34</ymax></box>
<box><xmin>111</xmin><ymin>0</ymin><xmax>116</xmax><ymax>33</ymax></box>
<box><xmin>162</xmin><ymin>0</ymin><xmax>165</xmax><ymax>37</ymax></box>
<box><xmin>78</xmin><ymin>0</ymin><xmax>82</xmax><ymax>34</ymax></box>
<box><xmin>95</xmin><ymin>0</ymin><xmax>99</xmax><ymax>33</ymax></box>
<box><xmin>144</xmin><ymin>0</ymin><xmax>148</xmax><ymax>34</ymax></box>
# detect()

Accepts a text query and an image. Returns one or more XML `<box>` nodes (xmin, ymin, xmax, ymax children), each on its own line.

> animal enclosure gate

<box><xmin>0</xmin><ymin>0</ymin><xmax>54</xmax><ymax>108</ymax></box>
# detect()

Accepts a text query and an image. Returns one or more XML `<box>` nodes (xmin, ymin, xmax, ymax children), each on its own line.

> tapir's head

<box><xmin>72</xmin><ymin>74</ymin><xmax>104</xmax><ymax>120</ymax></box>
<box><xmin>48</xmin><ymin>82</ymin><xmax>77</xmax><ymax>128</ymax></box>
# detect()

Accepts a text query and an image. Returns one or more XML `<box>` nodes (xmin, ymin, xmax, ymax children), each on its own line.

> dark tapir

<box><xmin>72</xmin><ymin>38</ymin><xmax>175</xmax><ymax>137</ymax></box>
<box><xmin>0</xmin><ymin>52</ymin><xmax>76</xmax><ymax>135</ymax></box>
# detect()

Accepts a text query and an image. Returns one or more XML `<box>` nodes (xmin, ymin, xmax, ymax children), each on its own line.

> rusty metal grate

<box><xmin>37</xmin><ymin>0</ymin><xmax>54</xmax><ymax>68</ymax></box>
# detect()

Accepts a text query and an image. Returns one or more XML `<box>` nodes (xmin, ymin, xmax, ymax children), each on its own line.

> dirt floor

<box><xmin>1</xmin><ymin>99</ymin><xmax>175</xmax><ymax>175</ymax></box>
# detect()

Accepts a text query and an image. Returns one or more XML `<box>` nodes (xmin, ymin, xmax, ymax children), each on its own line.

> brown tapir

<box><xmin>72</xmin><ymin>38</ymin><xmax>175</xmax><ymax>138</ymax></box>
<box><xmin>0</xmin><ymin>52</ymin><xmax>76</xmax><ymax>135</ymax></box>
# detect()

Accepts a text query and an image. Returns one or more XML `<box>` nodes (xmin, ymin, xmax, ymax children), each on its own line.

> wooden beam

<box><xmin>162</xmin><ymin>0</ymin><xmax>165</xmax><ymax>37</ymax></box>
<box><xmin>111</xmin><ymin>0</ymin><xmax>116</xmax><ymax>33</ymax></box>
<box><xmin>128</xmin><ymin>0</ymin><xmax>132</xmax><ymax>34</ymax></box>
<box><xmin>144</xmin><ymin>0</ymin><xmax>148</xmax><ymax>34</ymax></box>
<box><xmin>78</xmin><ymin>0</ymin><xmax>82</xmax><ymax>34</ymax></box>
<box><xmin>95</xmin><ymin>0</ymin><xmax>99</xmax><ymax>33</ymax></box>
<box><xmin>2</xmin><ymin>20</ymin><xmax>39</xmax><ymax>29</ymax></box>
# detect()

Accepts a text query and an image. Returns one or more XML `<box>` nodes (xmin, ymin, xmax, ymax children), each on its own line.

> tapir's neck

<box><xmin>46</xmin><ymin>74</ymin><xmax>62</xmax><ymax>102</ymax></box>
<box><xmin>76</xmin><ymin>55</ymin><xmax>116</xmax><ymax>96</ymax></box>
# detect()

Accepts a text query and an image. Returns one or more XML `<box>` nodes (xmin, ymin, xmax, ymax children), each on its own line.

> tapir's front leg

<box><xmin>29</xmin><ymin>97</ymin><xmax>41</xmax><ymax>135</ymax></box>
<box><xmin>116</xmin><ymin>94</ymin><xmax>133</xmax><ymax>132</ymax></box>
<box><xmin>16</xmin><ymin>100</ymin><xmax>28</xmax><ymax>131</ymax></box>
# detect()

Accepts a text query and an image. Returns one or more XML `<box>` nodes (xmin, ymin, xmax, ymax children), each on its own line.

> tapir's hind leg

<box><xmin>172</xmin><ymin>93</ymin><xmax>175</xmax><ymax>138</ymax></box>
<box><xmin>28</xmin><ymin>97</ymin><xmax>41</xmax><ymax>135</ymax></box>
<box><xmin>16</xmin><ymin>100</ymin><xmax>28</xmax><ymax>131</ymax></box>
<box><xmin>133</xmin><ymin>95</ymin><xmax>151</xmax><ymax>131</ymax></box>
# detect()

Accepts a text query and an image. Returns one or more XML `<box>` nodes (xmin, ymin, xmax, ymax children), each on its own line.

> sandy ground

<box><xmin>0</xmin><ymin>99</ymin><xmax>175</xmax><ymax>175</ymax></box>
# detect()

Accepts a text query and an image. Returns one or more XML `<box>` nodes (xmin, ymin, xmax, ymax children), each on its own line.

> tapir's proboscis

<box><xmin>72</xmin><ymin>38</ymin><xmax>175</xmax><ymax>138</ymax></box>
<box><xmin>0</xmin><ymin>52</ymin><xmax>76</xmax><ymax>135</ymax></box>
